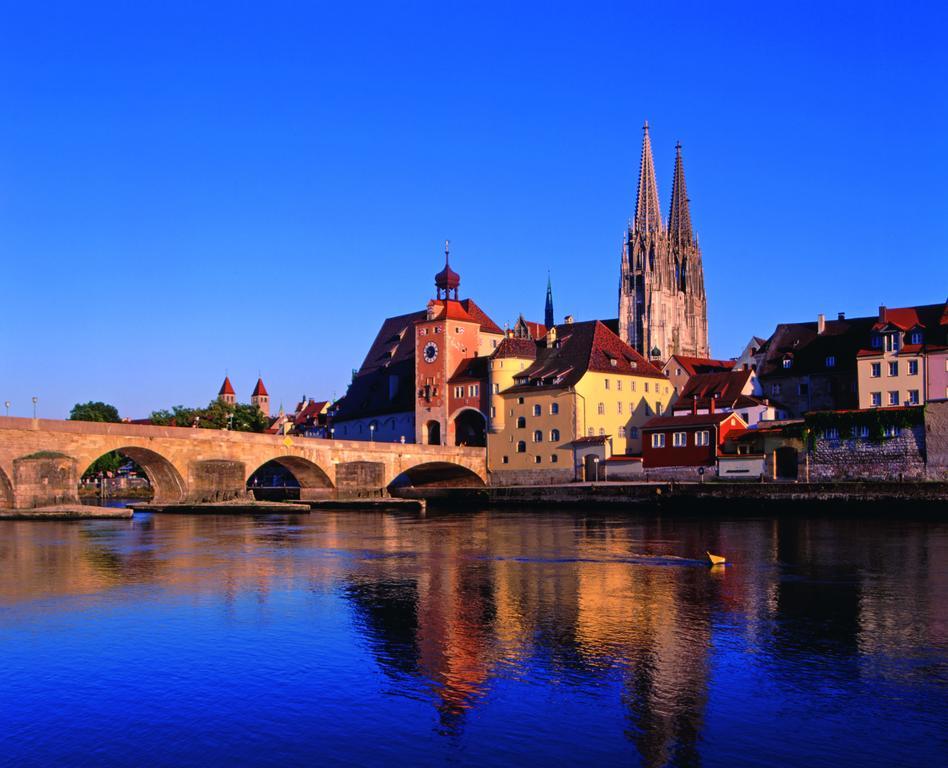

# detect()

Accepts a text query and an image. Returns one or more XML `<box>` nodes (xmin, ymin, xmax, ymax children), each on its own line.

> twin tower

<box><xmin>618</xmin><ymin>122</ymin><xmax>709</xmax><ymax>360</ymax></box>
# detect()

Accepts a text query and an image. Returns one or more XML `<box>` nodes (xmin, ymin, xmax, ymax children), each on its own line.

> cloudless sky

<box><xmin>1</xmin><ymin>1</ymin><xmax>946</xmax><ymax>419</ymax></box>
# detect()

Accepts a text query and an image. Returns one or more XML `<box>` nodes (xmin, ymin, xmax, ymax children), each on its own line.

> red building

<box><xmin>641</xmin><ymin>411</ymin><xmax>747</xmax><ymax>468</ymax></box>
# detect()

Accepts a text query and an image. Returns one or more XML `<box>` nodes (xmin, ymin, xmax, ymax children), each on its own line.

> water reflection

<box><xmin>0</xmin><ymin>509</ymin><xmax>945</xmax><ymax>767</ymax></box>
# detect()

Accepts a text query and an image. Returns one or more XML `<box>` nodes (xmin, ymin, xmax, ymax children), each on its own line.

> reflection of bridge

<box><xmin>0</xmin><ymin>417</ymin><xmax>486</xmax><ymax>509</ymax></box>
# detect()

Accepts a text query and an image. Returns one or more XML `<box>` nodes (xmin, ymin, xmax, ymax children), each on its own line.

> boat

<box><xmin>706</xmin><ymin>551</ymin><xmax>726</xmax><ymax>566</ymax></box>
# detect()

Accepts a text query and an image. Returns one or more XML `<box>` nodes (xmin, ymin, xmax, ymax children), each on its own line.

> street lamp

<box><xmin>330</xmin><ymin>427</ymin><xmax>335</xmax><ymax>440</ymax></box>
<box><xmin>369</xmin><ymin>423</ymin><xmax>376</xmax><ymax>442</ymax></box>
<box><xmin>592</xmin><ymin>455</ymin><xmax>600</xmax><ymax>483</ymax></box>
<box><xmin>3</xmin><ymin>401</ymin><xmax>9</xmax><ymax>417</ymax></box>
<box><xmin>32</xmin><ymin>396</ymin><xmax>38</xmax><ymax>419</ymax></box>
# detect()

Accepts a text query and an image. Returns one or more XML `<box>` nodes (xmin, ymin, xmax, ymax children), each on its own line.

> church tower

<box><xmin>251</xmin><ymin>378</ymin><xmax>270</xmax><ymax>417</ymax></box>
<box><xmin>218</xmin><ymin>376</ymin><xmax>236</xmax><ymax>406</ymax></box>
<box><xmin>618</xmin><ymin>123</ymin><xmax>709</xmax><ymax>360</ymax></box>
<box><xmin>544</xmin><ymin>273</ymin><xmax>555</xmax><ymax>329</ymax></box>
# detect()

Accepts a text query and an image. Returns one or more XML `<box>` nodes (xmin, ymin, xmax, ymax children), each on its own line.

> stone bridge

<box><xmin>0</xmin><ymin>417</ymin><xmax>487</xmax><ymax>509</ymax></box>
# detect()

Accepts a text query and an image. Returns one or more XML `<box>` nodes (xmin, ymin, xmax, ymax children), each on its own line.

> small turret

<box><xmin>218</xmin><ymin>376</ymin><xmax>236</xmax><ymax>406</ymax></box>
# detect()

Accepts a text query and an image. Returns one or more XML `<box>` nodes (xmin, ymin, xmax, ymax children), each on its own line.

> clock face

<box><xmin>423</xmin><ymin>341</ymin><xmax>439</xmax><ymax>363</ymax></box>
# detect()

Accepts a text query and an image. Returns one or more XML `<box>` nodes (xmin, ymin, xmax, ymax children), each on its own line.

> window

<box><xmin>782</xmin><ymin>358</ymin><xmax>792</xmax><ymax>369</ymax></box>
<box><xmin>516</xmin><ymin>441</ymin><xmax>526</xmax><ymax>453</ymax></box>
<box><xmin>618</xmin><ymin>426</ymin><xmax>626</xmax><ymax>438</ymax></box>
<box><xmin>455</xmin><ymin>326</ymin><xmax>463</xmax><ymax>334</ymax></box>
<box><xmin>597</xmin><ymin>402</ymin><xmax>605</xmax><ymax>415</ymax></box>
<box><xmin>871</xmin><ymin>392</ymin><xmax>882</xmax><ymax>407</ymax></box>
<box><xmin>453</xmin><ymin>386</ymin><xmax>463</xmax><ymax>398</ymax></box>
<box><xmin>599</xmin><ymin>428</ymin><xmax>605</xmax><ymax>436</ymax></box>
<box><xmin>516</xmin><ymin>416</ymin><xmax>526</xmax><ymax>428</ymax></box>
<box><xmin>420</xmin><ymin>328</ymin><xmax>428</xmax><ymax>336</ymax></box>
<box><xmin>798</xmin><ymin>383</ymin><xmax>809</xmax><ymax>396</ymax></box>
<box><xmin>855</xmin><ymin>425</ymin><xmax>870</xmax><ymax>439</ymax></box>
<box><xmin>609</xmin><ymin>359</ymin><xmax>617</xmax><ymax>367</ymax></box>
<box><xmin>825</xmin><ymin>427</ymin><xmax>839</xmax><ymax>440</ymax></box>
<box><xmin>604</xmin><ymin>379</ymin><xmax>610</xmax><ymax>390</ymax></box>
<box><xmin>471</xmin><ymin>385</ymin><xmax>479</xmax><ymax>397</ymax></box>
<box><xmin>871</xmin><ymin>334</ymin><xmax>882</xmax><ymax>348</ymax></box>
<box><xmin>870</xmin><ymin>363</ymin><xmax>881</xmax><ymax>378</ymax></box>
<box><xmin>888</xmin><ymin>362</ymin><xmax>898</xmax><ymax>377</ymax></box>
<box><xmin>772</xmin><ymin>384</ymin><xmax>781</xmax><ymax>396</ymax></box>
<box><xmin>888</xmin><ymin>391</ymin><xmax>899</xmax><ymax>406</ymax></box>
<box><xmin>517</xmin><ymin>397</ymin><xmax>524</xmax><ymax>405</ymax></box>
<box><xmin>885</xmin><ymin>333</ymin><xmax>900</xmax><ymax>352</ymax></box>
<box><xmin>550</xmin><ymin>429</ymin><xmax>560</xmax><ymax>442</ymax></box>
<box><xmin>493</xmin><ymin>383</ymin><xmax>500</xmax><ymax>394</ymax></box>
<box><xmin>673</xmin><ymin>431</ymin><xmax>687</xmax><ymax>447</ymax></box>
<box><xmin>534</xmin><ymin>455</ymin><xmax>542</xmax><ymax>464</ymax></box>
<box><xmin>551</xmin><ymin>454</ymin><xmax>558</xmax><ymax>464</ymax></box>
<box><xmin>908</xmin><ymin>390</ymin><xmax>920</xmax><ymax>405</ymax></box>
<box><xmin>695</xmin><ymin>430</ymin><xmax>710</xmax><ymax>447</ymax></box>
<box><xmin>645</xmin><ymin>403</ymin><xmax>652</xmax><ymax>416</ymax></box>
<box><xmin>588</xmin><ymin>428</ymin><xmax>595</xmax><ymax>437</ymax></box>
<box><xmin>645</xmin><ymin>382</ymin><xmax>650</xmax><ymax>392</ymax></box>
<box><xmin>616</xmin><ymin>380</ymin><xmax>622</xmax><ymax>391</ymax></box>
<box><xmin>631</xmin><ymin>381</ymin><xmax>636</xmax><ymax>391</ymax></box>
<box><xmin>651</xmin><ymin>433</ymin><xmax>666</xmax><ymax>448</ymax></box>
<box><xmin>883</xmin><ymin>425</ymin><xmax>898</xmax><ymax>438</ymax></box>
<box><xmin>629</xmin><ymin>427</ymin><xmax>639</xmax><ymax>439</ymax></box>
<box><xmin>550</xmin><ymin>402</ymin><xmax>559</xmax><ymax>415</ymax></box>
<box><xmin>435</xmin><ymin>326</ymin><xmax>441</xmax><ymax>333</ymax></box>
<box><xmin>533</xmin><ymin>404</ymin><xmax>541</xmax><ymax>416</ymax></box>
<box><xmin>656</xmin><ymin>402</ymin><xmax>663</xmax><ymax>415</ymax></box>
<box><xmin>908</xmin><ymin>360</ymin><xmax>919</xmax><ymax>376</ymax></box>
<box><xmin>617</xmin><ymin>402</ymin><xmax>623</xmax><ymax>415</ymax></box>
<box><xmin>490</xmin><ymin>406</ymin><xmax>496</xmax><ymax>418</ymax></box>
<box><xmin>533</xmin><ymin>430</ymin><xmax>543</xmax><ymax>443</ymax></box>
<box><xmin>910</xmin><ymin>331</ymin><xmax>922</xmax><ymax>345</ymax></box>
<box><xmin>502</xmin><ymin>455</ymin><xmax>509</xmax><ymax>464</ymax></box>
<box><xmin>826</xmin><ymin>356</ymin><xmax>836</xmax><ymax>368</ymax></box>
<box><xmin>676</xmin><ymin>367</ymin><xmax>682</xmax><ymax>376</ymax></box>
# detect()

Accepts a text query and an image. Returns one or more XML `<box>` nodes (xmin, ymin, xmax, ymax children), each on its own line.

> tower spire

<box><xmin>633</xmin><ymin>120</ymin><xmax>663</xmax><ymax>235</ymax></box>
<box><xmin>544</xmin><ymin>272</ymin><xmax>555</xmax><ymax>329</ymax></box>
<box><xmin>668</xmin><ymin>141</ymin><xmax>693</xmax><ymax>246</ymax></box>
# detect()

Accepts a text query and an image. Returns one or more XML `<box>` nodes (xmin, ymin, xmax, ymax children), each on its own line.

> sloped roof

<box><xmin>460</xmin><ymin>298</ymin><xmax>504</xmax><ymax>335</ymax></box>
<box><xmin>449</xmin><ymin>356</ymin><xmax>489</xmax><ymax>383</ymax></box>
<box><xmin>491</xmin><ymin>337</ymin><xmax>538</xmax><ymax>360</ymax></box>
<box><xmin>678</xmin><ymin>369</ymin><xmax>753</xmax><ymax>406</ymax></box>
<box><xmin>219</xmin><ymin>376</ymin><xmax>235</xmax><ymax>396</ymax></box>
<box><xmin>251</xmin><ymin>378</ymin><xmax>268</xmax><ymax>397</ymax></box>
<box><xmin>642</xmin><ymin>411</ymin><xmax>744</xmax><ymax>430</ymax></box>
<box><xmin>669</xmin><ymin>355</ymin><xmax>735</xmax><ymax>376</ymax></box>
<box><xmin>758</xmin><ymin>314</ymin><xmax>877</xmax><ymax>378</ymax></box>
<box><xmin>505</xmin><ymin>320</ymin><xmax>663</xmax><ymax>393</ymax></box>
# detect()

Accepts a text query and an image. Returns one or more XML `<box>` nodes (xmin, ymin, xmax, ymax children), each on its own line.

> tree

<box><xmin>233</xmin><ymin>403</ymin><xmax>269</xmax><ymax>433</ymax></box>
<box><xmin>70</xmin><ymin>401</ymin><xmax>121</xmax><ymax>423</ymax></box>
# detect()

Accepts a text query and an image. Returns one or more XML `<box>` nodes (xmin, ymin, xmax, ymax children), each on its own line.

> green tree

<box><xmin>69</xmin><ymin>401</ymin><xmax>121</xmax><ymax>423</ymax></box>
<box><xmin>233</xmin><ymin>403</ymin><xmax>269</xmax><ymax>433</ymax></box>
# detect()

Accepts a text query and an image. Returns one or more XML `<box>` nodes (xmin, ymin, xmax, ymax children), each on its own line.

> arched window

<box><xmin>532</xmin><ymin>404</ymin><xmax>541</xmax><ymax>416</ymax></box>
<box><xmin>533</xmin><ymin>430</ymin><xmax>543</xmax><ymax>443</ymax></box>
<box><xmin>516</xmin><ymin>441</ymin><xmax>526</xmax><ymax>453</ymax></box>
<box><xmin>587</xmin><ymin>428</ymin><xmax>594</xmax><ymax>437</ymax></box>
<box><xmin>619</xmin><ymin>426</ymin><xmax>626</xmax><ymax>438</ymax></box>
<box><xmin>599</xmin><ymin>428</ymin><xmax>605</xmax><ymax>436</ymax></box>
<box><xmin>675</xmin><ymin>258</ymin><xmax>681</xmax><ymax>290</ymax></box>
<box><xmin>680</xmin><ymin>257</ymin><xmax>687</xmax><ymax>290</ymax></box>
<box><xmin>550</xmin><ymin>402</ymin><xmax>559</xmax><ymax>415</ymax></box>
<box><xmin>597</xmin><ymin>402</ymin><xmax>605</xmax><ymax>415</ymax></box>
<box><xmin>550</xmin><ymin>429</ymin><xmax>560</xmax><ymax>442</ymax></box>
<box><xmin>516</xmin><ymin>416</ymin><xmax>526</xmax><ymax>428</ymax></box>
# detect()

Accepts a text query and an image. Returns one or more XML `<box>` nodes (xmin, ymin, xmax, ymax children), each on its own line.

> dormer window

<box><xmin>871</xmin><ymin>334</ymin><xmax>882</xmax><ymax>348</ymax></box>
<box><xmin>826</xmin><ymin>356</ymin><xmax>836</xmax><ymax>368</ymax></box>
<box><xmin>782</xmin><ymin>358</ymin><xmax>792</xmax><ymax>369</ymax></box>
<box><xmin>910</xmin><ymin>331</ymin><xmax>923</xmax><ymax>345</ymax></box>
<box><xmin>884</xmin><ymin>333</ymin><xmax>900</xmax><ymax>352</ymax></box>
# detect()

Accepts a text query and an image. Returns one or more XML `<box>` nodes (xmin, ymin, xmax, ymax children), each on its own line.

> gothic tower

<box><xmin>618</xmin><ymin>122</ymin><xmax>709</xmax><ymax>360</ymax></box>
<box><xmin>544</xmin><ymin>273</ymin><xmax>555</xmax><ymax>329</ymax></box>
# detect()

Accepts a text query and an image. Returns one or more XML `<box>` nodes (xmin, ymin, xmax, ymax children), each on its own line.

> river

<box><xmin>0</xmin><ymin>508</ymin><xmax>945</xmax><ymax>767</ymax></box>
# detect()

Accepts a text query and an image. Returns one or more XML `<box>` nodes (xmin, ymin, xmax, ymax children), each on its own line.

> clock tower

<box><xmin>415</xmin><ymin>243</ymin><xmax>482</xmax><ymax>445</ymax></box>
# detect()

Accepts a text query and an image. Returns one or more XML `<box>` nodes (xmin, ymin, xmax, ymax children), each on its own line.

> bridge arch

<box><xmin>388</xmin><ymin>460</ymin><xmax>486</xmax><ymax>490</ymax></box>
<box><xmin>80</xmin><ymin>446</ymin><xmax>187</xmax><ymax>504</ymax></box>
<box><xmin>247</xmin><ymin>455</ymin><xmax>334</xmax><ymax>499</ymax></box>
<box><xmin>0</xmin><ymin>465</ymin><xmax>13</xmax><ymax>508</ymax></box>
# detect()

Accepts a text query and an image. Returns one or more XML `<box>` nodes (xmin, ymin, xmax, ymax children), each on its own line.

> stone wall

<box><xmin>642</xmin><ymin>465</ymin><xmax>714</xmax><ymax>482</ymax></box>
<box><xmin>13</xmin><ymin>453</ymin><xmax>78</xmax><ymax>508</ymax></box>
<box><xmin>808</xmin><ymin>426</ymin><xmax>926</xmax><ymax>481</ymax></box>
<box><xmin>925</xmin><ymin>400</ymin><xmax>948</xmax><ymax>480</ymax></box>
<box><xmin>489</xmin><ymin>467</ymin><xmax>574</xmax><ymax>486</ymax></box>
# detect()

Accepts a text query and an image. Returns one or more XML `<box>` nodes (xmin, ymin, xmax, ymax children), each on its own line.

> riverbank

<box><xmin>394</xmin><ymin>480</ymin><xmax>948</xmax><ymax>513</ymax></box>
<box><xmin>132</xmin><ymin>501</ymin><xmax>312</xmax><ymax>515</ymax></box>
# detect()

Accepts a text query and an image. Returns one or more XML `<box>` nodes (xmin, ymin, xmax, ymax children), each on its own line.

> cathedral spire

<box><xmin>668</xmin><ymin>141</ymin><xmax>693</xmax><ymax>247</ymax></box>
<box><xmin>633</xmin><ymin>120</ymin><xmax>663</xmax><ymax>236</ymax></box>
<box><xmin>544</xmin><ymin>272</ymin><xmax>554</xmax><ymax>330</ymax></box>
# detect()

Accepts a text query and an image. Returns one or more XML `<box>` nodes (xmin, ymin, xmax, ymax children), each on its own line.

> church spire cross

<box><xmin>633</xmin><ymin>120</ymin><xmax>663</xmax><ymax>236</ymax></box>
<box><xmin>668</xmin><ymin>141</ymin><xmax>693</xmax><ymax>247</ymax></box>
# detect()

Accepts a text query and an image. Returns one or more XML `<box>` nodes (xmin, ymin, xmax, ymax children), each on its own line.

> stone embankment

<box><xmin>0</xmin><ymin>504</ymin><xmax>133</xmax><ymax>520</ymax></box>
<box><xmin>395</xmin><ymin>480</ymin><xmax>948</xmax><ymax>513</ymax></box>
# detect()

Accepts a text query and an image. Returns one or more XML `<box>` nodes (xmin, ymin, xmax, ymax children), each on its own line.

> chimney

<box><xmin>817</xmin><ymin>313</ymin><xmax>826</xmax><ymax>334</ymax></box>
<box><xmin>547</xmin><ymin>326</ymin><xmax>558</xmax><ymax>346</ymax></box>
<box><xmin>709</xmin><ymin>394</ymin><xmax>717</xmax><ymax>414</ymax></box>
<box><xmin>879</xmin><ymin>305</ymin><xmax>887</xmax><ymax>322</ymax></box>
<box><xmin>691</xmin><ymin>395</ymin><xmax>698</xmax><ymax>415</ymax></box>
<box><xmin>838</xmin><ymin>312</ymin><xmax>846</xmax><ymax>321</ymax></box>
<box><xmin>564</xmin><ymin>314</ymin><xmax>574</xmax><ymax>324</ymax></box>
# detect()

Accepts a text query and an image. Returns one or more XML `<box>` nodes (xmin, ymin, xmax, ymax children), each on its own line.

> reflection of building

<box><xmin>333</xmin><ymin>245</ymin><xmax>503</xmax><ymax>445</ymax></box>
<box><xmin>618</xmin><ymin>122</ymin><xmax>709</xmax><ymax>361</ymax></box>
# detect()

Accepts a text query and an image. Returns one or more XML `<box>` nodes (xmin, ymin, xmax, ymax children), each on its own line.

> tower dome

<box><xmin>435</xmin><ymin>240</ymin><xmax>460</xmax><ymax>300</ymax></box>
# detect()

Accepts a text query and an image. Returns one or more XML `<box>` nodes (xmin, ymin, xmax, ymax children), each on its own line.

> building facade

<box><xmin>618</xmin><ymin>122</ymin><xmax>709</xmax><ymax>361</ymax></box>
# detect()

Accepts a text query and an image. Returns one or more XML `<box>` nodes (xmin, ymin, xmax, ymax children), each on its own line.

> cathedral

<box><xmin>618</xmin><ymin>122</ymin><xmax>709</xmax><ymax>361</ymax></box>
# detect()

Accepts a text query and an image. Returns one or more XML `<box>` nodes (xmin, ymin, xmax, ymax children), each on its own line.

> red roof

<box><xmin>523</xmin><ymin>321</ymin><xmax>547</xmax><ymax>339</ymax></box>
<box><xmin>460</xmin><ymin>298</ymin><xmax>504</xmax><ymax>335</ymax></box>
<box><xmin>491</xmin><ymin>337</ymin><xmax>538</xmax><ymax>360</ymax></box>
<box><xmin>669</xmin><ymin>355</ymin><xmax>735</xmax><ymax>376</ymax></box>
<box><xmin>219</xmin><ymin>376</ymin><xmax>235</xmax><ymax>396</ymax></box>
<box><xmin>642</xmin><ymin>412</ymin><xmax>745</xmax><ymax>430</ymax></box>
<box><xmin>435</xmin><ymin>258</ymin><xmax>461</xmax><ymax>291</ymax></box>
<box><xmin>251</xmin><ymin>378</ymin><xmax>268</xmax><ymax>397</ymax></box>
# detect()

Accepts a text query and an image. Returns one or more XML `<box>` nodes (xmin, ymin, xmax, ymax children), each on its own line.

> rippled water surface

<box><xmin>1</xmin><ymin>509</ymin><xmax>945</xmax><ymax>767</ymax></box>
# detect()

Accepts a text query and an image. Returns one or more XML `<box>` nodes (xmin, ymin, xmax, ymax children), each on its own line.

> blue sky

<box><xmin>1</xmin><ymin>2</ymin><xmax>946</xmax><ymax>419</ymax></box>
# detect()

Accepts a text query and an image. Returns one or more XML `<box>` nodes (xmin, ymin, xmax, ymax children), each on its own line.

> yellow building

<box><xmin>487</xmin><ymin>319</ymin><xmax>671</xmax><ymax>483</ymax></box>
<box><xmin>856</xmin><ymin>304</ymin><xmax>945</xmax><ymax>409</ymax></box>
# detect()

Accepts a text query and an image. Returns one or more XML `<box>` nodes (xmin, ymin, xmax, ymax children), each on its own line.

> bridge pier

<box><xmin>12</xmin><ymin>453</ymin><xmax>78</xmax><ymax>508</ymax></box>
<box><xmin>188</xmin><ymin>460</ymin><xmax>247</xmax><ymax>503</ymax></box>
